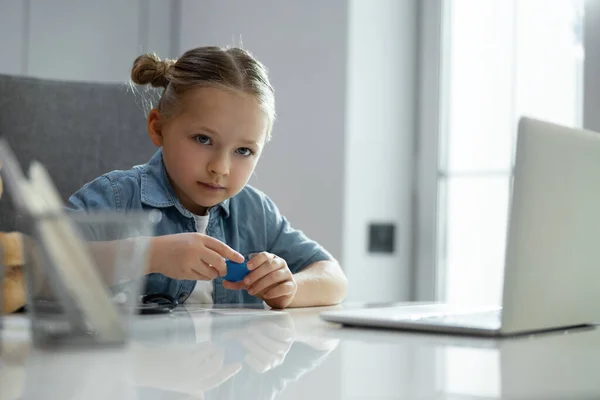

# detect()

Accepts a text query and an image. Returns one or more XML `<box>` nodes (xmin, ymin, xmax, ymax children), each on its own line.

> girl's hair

<box><xmin>130</xmin><ymin>46</ymin><xmax>275</xmax><ymax>137</ymax></box>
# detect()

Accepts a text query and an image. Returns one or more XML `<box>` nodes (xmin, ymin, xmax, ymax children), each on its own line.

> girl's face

<box><xmin>148</xmin><ymin>86</ymin><xmax>269</xmax><ymax>215</ymax></box>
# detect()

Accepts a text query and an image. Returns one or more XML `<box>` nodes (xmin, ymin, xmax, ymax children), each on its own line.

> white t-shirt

<box><xmin>185</xmin><ymin>214</ymin><xmax>214</xmax><ymax>304</ymax></box>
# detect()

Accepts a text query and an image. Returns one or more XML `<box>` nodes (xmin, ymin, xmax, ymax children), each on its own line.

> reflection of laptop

<box><xmin>320</xmin><ymin>321</ymin><xmax>600</xmax><ymax>398</ymax></box>
<box><xmin>321</xmin><ymin>117</ymin><xmax>600</xmax><ymax>336</ymax></box>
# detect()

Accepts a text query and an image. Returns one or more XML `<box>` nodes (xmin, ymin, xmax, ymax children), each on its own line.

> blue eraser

<box><xmin>224</xmin><ymin>260</ymin><xmax>250</xmax><ymax>282</ymax></box>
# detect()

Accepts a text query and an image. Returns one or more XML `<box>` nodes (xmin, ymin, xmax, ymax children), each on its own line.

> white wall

<box><xmin>0</xmin><ymin>0</ymin><xmax>174</xmax><ymax>82</ymax></box>
<box><xmin>343</xmin><ymin>0</ymin><xmax>418</xmax><ymax>301</ymax></box>
<box><xmin>179</xmin><ymin>0</ymin><xmax>349</xmax><ymax>262</ymax></box>
<box><xmin>0</xmin><ymin>0</ymin><xmax>27</xmax><ymax>75</ymax></box>
<box><xmin>584</xmin><ymin>0</ymin><xmax>600</xmax><ymax>132</ymax></box>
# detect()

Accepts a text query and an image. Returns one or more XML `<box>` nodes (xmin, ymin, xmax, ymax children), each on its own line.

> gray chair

<box><xmin>0</xmin><ymin>73</ymin><xmax>158</xmax><ymax>231</ymax></box>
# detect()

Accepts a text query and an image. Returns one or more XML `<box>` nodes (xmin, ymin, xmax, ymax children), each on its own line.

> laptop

<box><xmin>320</xmin><ymin>116</ymin><xmax>600</xmax><ymax>336</ymax></box>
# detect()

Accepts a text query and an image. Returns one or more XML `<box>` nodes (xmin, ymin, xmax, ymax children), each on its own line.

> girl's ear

<box><xmin>147</xmin><ymin>109</ymin><xmax>164</xmax><ymax>147</ymax></box>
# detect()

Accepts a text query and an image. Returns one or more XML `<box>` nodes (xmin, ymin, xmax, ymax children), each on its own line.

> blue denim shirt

<box><xmin>67</xmin><ymin>149</ymin><xmax>331</xmax><ymax>305</ymax></box>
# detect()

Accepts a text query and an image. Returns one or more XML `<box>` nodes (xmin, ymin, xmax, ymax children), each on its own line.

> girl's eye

<box><xmin>195</xmin><ymin>135</ymin><xmax>211</xmax><ymax>145</ymax></box>
<box><xmin>236</xmin><ymin>147</ymin><xmax>253</xmax><ymax>156</ymax></box>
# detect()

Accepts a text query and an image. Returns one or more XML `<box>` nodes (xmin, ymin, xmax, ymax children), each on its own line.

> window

<box><xmin>424</xmin><ymin>0</ymin><xmax>585</xmax><ymax>397</ymax></box>
<box><xmin>438</xmin><ymin>0</ymin><xmax>584</xmax><ymax>307</ymax></box>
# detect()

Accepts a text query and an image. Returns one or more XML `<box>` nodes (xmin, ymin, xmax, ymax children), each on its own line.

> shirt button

<box><xmin>149</xmin><ymin>210</ymin><xmax>162</xmax><ymax>223</ymax></box>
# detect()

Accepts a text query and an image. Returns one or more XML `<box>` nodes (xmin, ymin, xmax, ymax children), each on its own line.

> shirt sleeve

<box><xmin>65</xmin><ymin>176</ymin><xmax>147</xmax><ymax>293</ymax></box>
<box><xmin>263</xmin><ymin>195</ymin><xmax>333</xmax><ymax>274</ymax></box>
<box><xmin>64</xmin><ymin>176</ymin><xmax>124</xmax><ymax>242</ymax></box>
<box><xmin>66</xmin><ymin>175</ymin><xmax>120</xmax><ymax>212</ymax></box>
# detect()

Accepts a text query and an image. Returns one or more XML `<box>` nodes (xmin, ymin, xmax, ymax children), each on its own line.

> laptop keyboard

<box><xmin>409</xmin><ymin>309</ymin><xmax>502</xmax><ymax>331</ymax></box>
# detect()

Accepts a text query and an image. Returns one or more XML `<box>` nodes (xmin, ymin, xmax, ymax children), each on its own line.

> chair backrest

<box><xmin>0</xmin><ymin>74</ymin><xmax>157</xmax><ymax>231</ymax></box>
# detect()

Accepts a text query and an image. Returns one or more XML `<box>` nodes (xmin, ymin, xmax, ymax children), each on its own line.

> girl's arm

<box><xmin>288</xmin><ymin>259</ymin><xmax>347</xmax><ymax>308</ymax></box>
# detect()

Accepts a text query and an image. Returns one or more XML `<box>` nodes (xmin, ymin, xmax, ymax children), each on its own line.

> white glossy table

<box><xmin>1</xmin><ymin>303</ymin><xmax>599</xmax><ymax>399</ymax></box>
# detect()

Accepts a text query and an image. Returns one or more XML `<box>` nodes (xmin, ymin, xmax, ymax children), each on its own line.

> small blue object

<box><xmin>224</xmin><ymin>260</ymin><xmax>250</xmax><ymax>282</ymax></box>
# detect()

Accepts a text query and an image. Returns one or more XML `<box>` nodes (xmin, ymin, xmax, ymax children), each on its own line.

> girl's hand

<box><xmin>148</xmin><ymin>233</ymin><xmax>244</xmax><ymax>280</ymax></box>
<box><xmin>222</xmin><ymin>252</ymin><xmax>297</xmax><ymax>309</ymax></box>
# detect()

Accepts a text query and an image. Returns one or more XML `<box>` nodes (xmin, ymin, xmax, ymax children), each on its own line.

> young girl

<box><xmin>67</xmin><ymin>46</ymin><xmax>347</xmax><ymax>309</ymax></box>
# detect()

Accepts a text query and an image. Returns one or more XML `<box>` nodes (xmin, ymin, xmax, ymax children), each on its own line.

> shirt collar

<box><xmin>140</xmin><ymin>149</ymin><xmax>231</xmax><ymax>218</ymax></box>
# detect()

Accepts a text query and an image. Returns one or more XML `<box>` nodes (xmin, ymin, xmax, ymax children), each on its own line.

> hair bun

<box><xmin>131</xmin><ymin>53</ymin><xmax>175</xmax><ymax>88</ymax></box>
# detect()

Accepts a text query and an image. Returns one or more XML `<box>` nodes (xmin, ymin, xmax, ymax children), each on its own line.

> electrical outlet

<box><xmin>368</xmin><ymin>223</ymin><xmax>395</xmax><ymax>253</ymax></box>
